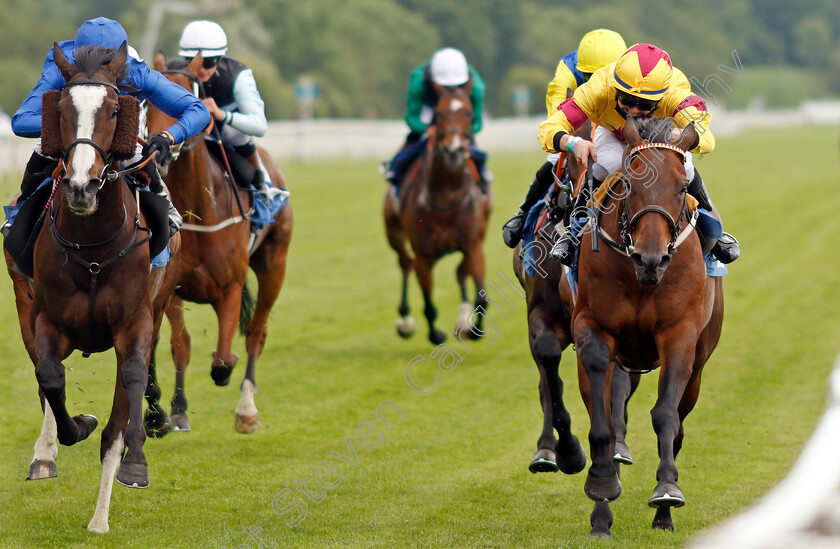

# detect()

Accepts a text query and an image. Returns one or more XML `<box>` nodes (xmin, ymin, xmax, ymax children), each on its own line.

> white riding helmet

<box><xmin>430</xmin><ymin>47</ymin><xmax>469</xmax><ymax>86</ymax></box>
<box><xmin>179</xmin><ymin>20</ymin><xmax>228</xmax><ymax>58</ymax></box>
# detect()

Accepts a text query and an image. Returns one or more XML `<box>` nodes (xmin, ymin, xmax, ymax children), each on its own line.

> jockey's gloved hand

<box><xmin>143</xmin><ymin>132</ymin><xmax>174</xmax><ymax>165</ymax></box>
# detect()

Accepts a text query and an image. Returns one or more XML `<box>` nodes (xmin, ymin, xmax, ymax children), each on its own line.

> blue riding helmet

<box><xmin>74</xmin><ymin>17</ymin><xmax>128</xmax><ymax>50</ymax></box>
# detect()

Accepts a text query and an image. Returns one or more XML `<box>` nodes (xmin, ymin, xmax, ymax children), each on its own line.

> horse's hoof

<box><xmin>143</xmin><ymin>408</ymin><xmax>170</xmax><ymax>438</ymax></box>
<box><xmin>26</xmin><ymin>459</ymin><xmax>58</xmax><ymax>480</ymax></box>
<box><xmin>87</xmin><ymin>518</ymin><xmax>109</xmax><ymax>534</ymax></box>
<box><xmin>466</xmin><ymin>325</ymin><xmax>483</xmax><ymax>340</ymax></box>
<box><xmin>74</xmin><ymin>414</ymin><xmax>98</xmax><ymax>443</ymax></box>
<box><xmin>613</xmin><ymin>441</ymin><xmax>633</xmax><ymax>465</ymax></box>
<box><xmin>234</xmin><ymin>413</ymin><xmax>260</xmax><ymax>434</ymax></box>
<box><xmin>648</xmin><ymin>481</ymin><xmax>685</xmax><ymax>508</ymax></box>
<box><xmin>589</xmin><ymin>529</ymin><xmax>611</xmax><ymax>538</ymax></box>
<box><xmin>557</xmin><ymin>437</ymin><xmax>587</xmax><ymax>475</ymax></box>
<box><xmin>584</xmin><ymin>470</ymin><xmax>622</xmax><ymax>502</ymax></box>
<box><xmin>116</xmin><ymin>462</ymin><xmax>150</xmax><ymax>489</ymax></box>
<box><xmin>169</xmin><ymin>414</ymin><xmax>191</xmax><ymax>432</ymax></box>
<box><xmin>396</xmin><ymin>316</ymin><xmax>415</xmax><ymax>338</ymax></box>
<box><xmin>652</xmin><ymin>518</ymin><xmax>675</xmax><ymax>531</ymax></box>
<box><xmin>529</xmin><ymin>449</ymin><xmax>559</xmax><ymax>473</ymax></box>
<box><xmin>429</xmin><ymin>329</ymin><xmax>447</xmax><ymax>345</ymax></box>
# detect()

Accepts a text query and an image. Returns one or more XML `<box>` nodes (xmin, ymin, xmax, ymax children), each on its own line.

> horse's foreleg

<box><xmin>458</xmin><ymin>248</ymin><xmax>487</xmax><ymax>340</ymax></box>
<box><xmin>89</xmin><ymin>375</ymin><xmax>130</xmax><ymax>533</ymax></box>
<box><xmin>528</xmin><ymin>309</ymin><xmax>586</xmax><ymax>475</ymax></box>
<box><xmin>27</xmin><ymin>394</ymin><xmax>58</xmax><ymax>480</ymax></box>
<box><xmin>114</xmin><ymin>320</ymin><xmax>154</xmax><ymax>489</ymax></box>
<box><xmin>87</xmin><ymin>432</ymin><xmax>124</xmax><ymax>533</ymax></box>
<box><xmin>574</xmin><ymin>319</ymin><xmax>621</xmax><ymax>502</ymax></box>
<box><xmin>210</xmin><ymin>284</ymin><xmax>243</xmax><ymax>387</ymax></box>
<box><xmin>610</xmin><ymin>367</ymin><xmax>638</xmax><ymax>465</ymax></box>
<box><xmin>143</xmin><ymin>335</ymin><xmax>170</xmax><ymax>438</ymax></box>
<box><xmin>648</xmin><ymin>334</ymin><xmax>696</xmax><ymax>510</ymax></box>
<box><xmin>166</xmin><ymin>297</ymin><xmax>191</xmax><ymax>431</ymax></box>
<box><xmin>414</xmin><ymin>255</ymin><xmax>445</xmax><ymax>344</ymax></box>
<box><xmin>384</xmin><ymin>201</ymin><xmax>415</xmax><ymax>338</ymax></box>
<box><xmin>34</xmin><ymin>317</ymin><xmax>98</xmax><ymax>446</ymax></box>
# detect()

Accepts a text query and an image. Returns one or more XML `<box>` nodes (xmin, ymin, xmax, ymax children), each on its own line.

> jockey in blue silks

<box><xmin>9</xmin><ymin>17</ymin><xmax>211</xmax><ymax>236</ymax></box>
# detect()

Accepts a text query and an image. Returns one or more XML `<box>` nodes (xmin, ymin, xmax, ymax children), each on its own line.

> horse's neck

<box><xmin>169</xmin><ymin>142</ymin><xmax>225</xmax><ymax>208</ymax></box>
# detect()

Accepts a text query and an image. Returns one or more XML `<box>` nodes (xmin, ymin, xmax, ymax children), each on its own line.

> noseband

<box><xmin>597</xmin><ymin>142</ymin><xmax>698</xmax><ymax>256</ymax></box>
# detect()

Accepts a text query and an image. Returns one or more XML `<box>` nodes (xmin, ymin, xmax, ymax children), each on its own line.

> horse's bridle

<box><xmin>596</xmin><ymin>142</ymin><xmax>698</xmax><ymax>256</ymax></box>
<box><xmin>60</xmin><ymin>78</ymin><xmax>152</xmax><ymax>183</ymax></box>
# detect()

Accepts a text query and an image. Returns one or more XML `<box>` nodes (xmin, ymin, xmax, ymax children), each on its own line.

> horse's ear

<box><xmin>462</xmin><ymin>79</ymin><xmax>473</xmax><ymax>96</ymax></box>
<box><xmin>623</xmin><ymin>115</ymin><xmax>643</xmax><ymax>147</ymax></box>
<box><xmin>153</xmin><ymin>51</ymin><xmax>166</xmax><ymax>72</ymax></box>
<box><xmin>105</xmin><ymin>42</ymin><xmax>128</xmax><ymax>81</ymax></box>
<box><xmin>111</xmin><ymin>96</ymin><xmax>140</xmax><ymax>159</ymax></box>
<box><xmin>676</xmin><ymin>122</ymin><xmax>698</xmax><ymax>152</ymax></box>
<box><xmin>53</xmin><ymin>43</ymin><xmax>73</xmax><ymax>79</ymax></box>
<box><xmin>565</xmin><ymin>87</ymin><xmax>574</xmax><ymax>100</ymax></box>
<box><xmin>41</xmin><ymin>90</ymin><xmax>63</xmax><ymax>157</ymax></box>
<box><xmin>186</xmin><ymin>54</ymin><xmax>203</xmax><ymax>76</ymax></box>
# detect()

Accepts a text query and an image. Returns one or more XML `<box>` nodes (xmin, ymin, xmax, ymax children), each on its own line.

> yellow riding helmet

<box><xmin>612</xmin><ymin>43</ymin><xmax>673</xmax><ymax>100</ymax></box>
<box><xmin>576</xmin><ymin>29</ymin><xmax>627</xmax><ymax>74</ymax></box>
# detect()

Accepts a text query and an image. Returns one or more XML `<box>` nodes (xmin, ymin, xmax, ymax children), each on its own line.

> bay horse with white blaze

<box><xmin>573</xmin><ymin>116</ymin><xmax>724</xmax><ymax>535</ymax></box>
<box><xmin>145</xmin><ymin>53</ymin><xmax>293</xmax><ymax>434</ymax></box>
<box><xmin>384</xmin><ymin>87</ymin><xmax>492</xmax><ymax>343</ymax></box>
<box><xmin>3</xmin><ymin>43</ymin><xmax>181</xmax><ymax>533</ymax></box>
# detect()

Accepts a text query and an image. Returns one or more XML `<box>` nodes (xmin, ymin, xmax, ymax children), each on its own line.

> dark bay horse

<box><xmin>145</xmin><ymin>53</ymin><xmax>293</xmax><ymax>433</ymax></box>
<box><xmin>512</xmin><ymin>121</ymin><xmax>638</xmax><ymax>481</ymax></box>
<box><xmin>3</xmin><ymin>43</ymin><xmax>180</xmax><ymax>532</ymax></box>
<box><xmin>384</xmin><ymin>88</ymin><xmax>492</xmax><ymax>344</ymax></box>
<box><xmin>573</xmin><ymin>116</ymin><xmax>724</xmax><ymax>535</ymax></box>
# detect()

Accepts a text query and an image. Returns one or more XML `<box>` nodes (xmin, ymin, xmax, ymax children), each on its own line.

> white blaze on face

<box><xmin>67</xmin><ymin>85</ymin><xmax>107</xmax><ymax>189</ymax></box>
<box><xmin>446</xmin><ymin>98</ymin><xmax>465</xmax><ymax>151</ymax></box>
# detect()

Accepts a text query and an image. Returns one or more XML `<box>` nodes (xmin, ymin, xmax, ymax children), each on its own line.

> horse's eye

<box><xmin>111</xmin><ymin>107</ymin><xmax>119</xmax><ymax>120</ymax></box>
<box><xmin>680</xmin><ymin>184</ymin><xmax>688</xmax><ymax>194</ymax></box>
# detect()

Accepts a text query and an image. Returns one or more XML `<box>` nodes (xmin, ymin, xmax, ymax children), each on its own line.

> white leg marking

<box><xmin>32</xmin><ymin>401</ymin><xmax>58</xmax><ymax>463</ymax></box>
<box><xmin>87</xmin><ymin>432</ymin><xmax>124</xmax><ymax>534</ymax></box>
<box><xmin>455</xmin><ymin>301</ymin><xmax>473</xmax><ymax>333</ymax></box>
<box><xmin>235</xmin><ymin>379</ymin><xmax>259</xmax><ymax>417</ymax></box>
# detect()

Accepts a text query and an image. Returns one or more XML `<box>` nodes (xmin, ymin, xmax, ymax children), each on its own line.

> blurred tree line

<box><xmin>1</xmin><ymin>0</ymin><xmax>840</xmax><ymax>120</ymax></box>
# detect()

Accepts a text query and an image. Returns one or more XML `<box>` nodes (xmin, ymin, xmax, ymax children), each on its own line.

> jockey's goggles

<box><xmin>616</xmin><ymin>90</ymin><xmax>658</xmax><ymax>113</ymax></box>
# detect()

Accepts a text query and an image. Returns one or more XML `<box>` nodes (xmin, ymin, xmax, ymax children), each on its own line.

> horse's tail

<box><xmin>239</xmin><ymin>281</ymin><xmax>255</xmax><ymax>335</ymax></box>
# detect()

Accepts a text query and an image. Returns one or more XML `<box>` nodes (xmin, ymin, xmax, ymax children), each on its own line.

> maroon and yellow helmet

<box><xmin>612</xmin><ymin>43</ymin><xmax>673</xmax><ymax>100</ymax></box>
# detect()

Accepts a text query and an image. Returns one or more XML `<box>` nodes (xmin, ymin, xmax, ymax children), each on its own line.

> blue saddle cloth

<box><xmin>250</xmin><ymin>190</ymin><xmax>289</xmax><ymax>232</ymax></box>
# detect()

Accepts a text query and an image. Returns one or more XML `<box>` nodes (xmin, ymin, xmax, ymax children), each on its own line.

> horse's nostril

<box><xmin>630</xmin><ymin>253</ymin><xmax>644</xmax><ymax>268</ymax></box>
<box><xmin>659</xmin><ymin>254</ymin><xmax>672</xmax><ymax>269</ymax></box>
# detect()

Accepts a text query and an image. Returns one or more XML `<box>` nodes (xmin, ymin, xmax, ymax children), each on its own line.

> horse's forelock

<box><xmin>634</xmin><ymin>117</ymin><xmax>676</xmax><ymax>144</ymax></box>
<box><xmin>71</xmin><ymin>46</ymin><xmax>128</xmax><ymax>83</ymax></box>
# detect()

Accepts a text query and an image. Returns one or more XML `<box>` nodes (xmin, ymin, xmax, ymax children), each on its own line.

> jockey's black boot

<box><xmin>246</xmin><ymin>151</ymin><xmax>283</xmax><ymax>203</ymax></box>
<box><xmin>502</xmin><ymin>161</ymin><xmax>555</xmax><ymax>248</ymax></box>
<box><xmin>19</xmin><ymin>152</ymin><xmax>59</xmax><ymax>202</ymax></box>
<box><xmin>688</xmin><ymin>170</ymin><xmax>740</xmax><ymax>264</ymax></box>
<box><xmin>146</xmin><ymin>163</ymin><xmax>181</xmax><ymax>237</ymax></box>
<box><xmin>549</xmin><ymin>179</ymin><xmax>595</xmax><ymax>266</ymax></box>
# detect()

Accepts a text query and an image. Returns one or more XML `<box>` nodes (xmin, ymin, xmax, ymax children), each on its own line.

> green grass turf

<box><xmin>0</xmin><ymin>125</ymin><xmax>838</xmax><ymax>548</ymax></box>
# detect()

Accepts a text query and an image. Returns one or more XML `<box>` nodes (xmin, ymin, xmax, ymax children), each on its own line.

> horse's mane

<box><xmin>71</xmin><ymin>46</ymin><xmax>127</xmax><ymax>80</ymax></box>
<box><xmin>633</xmin><ymin>116</ymin><xmax>676</xmax><ymax>143</ymax></box>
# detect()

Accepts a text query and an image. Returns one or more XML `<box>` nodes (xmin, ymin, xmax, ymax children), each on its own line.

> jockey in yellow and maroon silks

<box><xmin>538</xmin><ymin>43</ymin><xmax>739</xmax><ymax>266</ymax></box>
